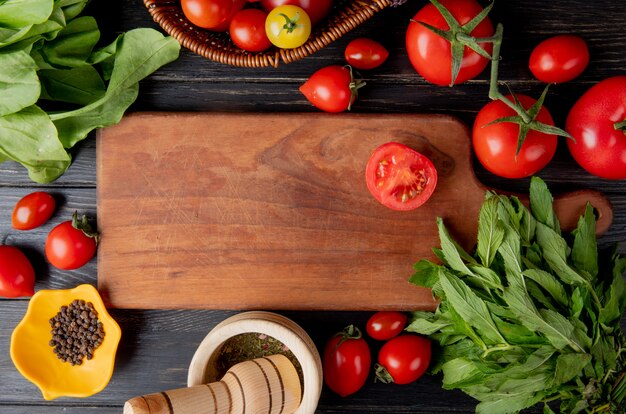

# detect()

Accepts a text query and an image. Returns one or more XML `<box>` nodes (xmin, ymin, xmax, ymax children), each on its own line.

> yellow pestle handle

<box><xmin>124</xmin><ymin>354</ymin><xmax>302</xmax><ymax>414</ymax></box>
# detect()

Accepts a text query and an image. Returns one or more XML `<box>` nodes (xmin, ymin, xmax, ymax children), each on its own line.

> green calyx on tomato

<box><xmin>616</xmin><ymin>120</ymin><xmax>626</xmax><ymax>132</ymax></box>
<box><xmin>485</xmin><ymin>24</ymin><xmax>570</xmax><ymax>155</ymax></box>
<box><xmin>265</xmin><ymin>5</ymin><xmax>311</xmax><ymax>49</ymax></box>
<box><xmin>484</xmin><ymin>84</ymin><xmax>568</xmax><ymax>155</ymax></box>
<box><xmin>71</xmin><ymin>211</ymin><xmax>100</xmax><ymax>244</ymax></box>
<box><xmin>334</xmin><ymin>324</ymin><xmax>363</xmax><ymax>349</ymax></box>
<box><xmin>414</xmin><ymin>0</ymin><xmax>500</xmax><ymax>86</ymax></box>
<box><xmin>276</xmin><ymin>11</ymin><xmax>302</xmax><ymax>34</ymax></box>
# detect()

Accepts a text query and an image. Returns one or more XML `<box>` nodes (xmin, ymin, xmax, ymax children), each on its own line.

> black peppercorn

<box><xmin>48</xmin><ymin>300</ymin><xmax>105</xmax><ymax>365</ymax></box>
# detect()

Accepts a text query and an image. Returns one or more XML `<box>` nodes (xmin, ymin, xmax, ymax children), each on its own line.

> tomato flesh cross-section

<box><xmin>365</xmin><ymin>142</ymin><xmax>438</xmax><ymax>211</ymax></box>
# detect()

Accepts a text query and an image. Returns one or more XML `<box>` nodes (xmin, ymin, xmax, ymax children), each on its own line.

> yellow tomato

<box><xmin>265</xmin><ymin>5</ymin><xmax>311</xmax><ymax>49</ymax></box>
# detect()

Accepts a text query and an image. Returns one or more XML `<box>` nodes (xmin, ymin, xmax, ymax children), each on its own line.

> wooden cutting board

<box><xmin>96</xmin><ymin>113</ymin><xmax>612</xmax><ymax>310</ymax></box>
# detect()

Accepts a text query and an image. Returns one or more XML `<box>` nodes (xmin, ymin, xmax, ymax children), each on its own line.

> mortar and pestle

<box><xmin>124</xmin><ymin>312</ymin><xmax>322</xmax><ymax>414</ymax></box>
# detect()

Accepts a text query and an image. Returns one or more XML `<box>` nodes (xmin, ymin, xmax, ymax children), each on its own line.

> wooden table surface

<box><xmin>1</xmin><ymin>0</ymin><xmax>625</xmax><ymax>412</ymax></box>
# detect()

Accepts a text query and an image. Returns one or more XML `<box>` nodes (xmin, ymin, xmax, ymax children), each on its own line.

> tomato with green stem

<box><xmin>299</xmin><ymin>65</ymin><xmax>364</xmax><ymax>113</ymax></box>
<box><xmin>0</xmin><ymin>246</ymin><xmax>35</xmax><ymax>298</ymax></box>
<box><xmin>473</xmin><ymin>93</ymin><xmax>558</xmax><ymax>179</ymax></box>
<box><xmin>365</xmin><ymin>142</ymin><xmax>438</xmax><ymax>211</ymax></box>
<box><xmin>323</xmin><ymin>325</ymin><xmax>371</xmax><ymax>397</ymax></box>
<box><xmin>406</xmin><ymin>0</ymin><xmax>496</xmax><ymax>86</ymax></box>
<box><xmin>265</xmin><ymin>5</ymin><xmax>311</xmax><ymax>49</ymax></box>
<box><xmin>180</xmin><ymin>0</ymin><xmax>246</xmax><ymax>31</ymax></box>
<box><xmin>46</xmin><ymin>212</ymin><xmax>99</xmax><ymax>270</ymax></box>
<box><xmin>566</xmin><ymin>76</ymin><xmax>626</xmax><ymax>180</ymax></box>
<box><xmin>12</xmin><ymin>191</ymin><xmax>56</xmax><ymax>230</ymax></box>
<box><xmin>529</xmin><ymin>35</ymin><xmax>589</xmax><ymax>84</ymax></box>
<box><xmin>376</xmin><ymin>335</ymin><xmax>431</xmax><ymax>385</ymax></box>
<box><xmin>366</xmin><ymin>311</ymin><xmax>407</xmax><ymax>341</ymax></box>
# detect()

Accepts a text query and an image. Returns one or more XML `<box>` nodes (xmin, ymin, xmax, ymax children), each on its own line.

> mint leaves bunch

<box><xmin>409</xmin><ymin>177</ymin><xmax>626</xmax><ymax>414</ymax></box>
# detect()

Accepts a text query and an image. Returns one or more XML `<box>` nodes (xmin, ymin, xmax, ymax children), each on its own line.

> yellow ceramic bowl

<box><xmin>10</xmin><ymin>284</ymin><xmax>122</xmax><ymax>400</ymax></box>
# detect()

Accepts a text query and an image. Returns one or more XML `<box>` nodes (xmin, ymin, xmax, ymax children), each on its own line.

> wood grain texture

<box><xmin>0</xmin><ymin>0</ymin><xmax>625</xmax><ymax>412</ymax></box>
<box><xmin>97</xmin><ymin>112</ymin><xmax>614</xmax><ymax>310</ymax></box>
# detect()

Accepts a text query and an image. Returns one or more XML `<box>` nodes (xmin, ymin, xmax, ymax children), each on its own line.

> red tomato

<box><xmin>0</xmin><ymin>246</ymin><xmax>35</xmax><ymax>298</ymax></box>
<box><xmin>473</xmin><ymin>95</ymin><xmax>558</xmax><ymax>179</ymax></box>
<box><xmin>376</xmin><ymin>335</ymin><xmax>431</xmax><ymax>385</ymax></box>
<box><xmin>323</xmin><ymin>325</ymin><xmax>371</xmax><ymax>397</ymax></box>
<box><xmin>45</xmin><ymin>212</ymin><xmax>98</xmax><ymax>270</ymax></box>
<box><xmin>260</xmin><ymin>0</ymin><xmax>333</xmax><ymax>26</ymax></box>
<box><xmin>566</xmin><ymin>76</ymin><xmax>626</xmax><ymax>180</ymax></box>
<box><xmin>229</xmin><ymin>9</ymin><xmax>271</xmax><ymax>52</ymax></box>
<box><xmin>406</xmin><ymin>0</ymin><xmax>494</xmax><ymax>86</ymax></box>
<box><xmin>180</xmin><ymin>0</ymin><xmax>246</xmax><ymax>31</ymax></box>
<box><xmin>529</xmin><ymin>35</ymin><xmax>589</xmax><ymax>83</ymax></box>
<box><xmin>366</xmin><ymin>311</ymin><xmax>407</xmax><ymax>341</ymax></box>
<box><xmin>365</xmin><ymin>142</ymin><xmax>438</xmax><ymax>211</ymax></box>
<box><xmin>344</xmin><ymin>38</ymin><xmax>389</xmax><ymax>70</ymax></box>
<box><xmin>12</xmin><ymin>192</ymin><xmax>56</xmax><ymax>230</ymax></box>
<box><xmin>299</xmin><ymin>65</ymin><xmax>362</xmax><ymax>113</ymax></box>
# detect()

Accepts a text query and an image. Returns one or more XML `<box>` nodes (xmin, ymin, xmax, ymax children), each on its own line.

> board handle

<box><xmin>124</xmin><ymin>354</ymin><xmax>301</xmax><ymax>414</ymax></box>
<box><xmin>516</xmin><ymin>189</ymin><xmax>612</xmax><ymax>235</ymax></box>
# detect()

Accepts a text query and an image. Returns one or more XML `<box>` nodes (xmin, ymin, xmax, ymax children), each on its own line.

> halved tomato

<box><xmin>365</xmin><ymin>142</ymin><xmax>437</xmax><ymax>211</ymax></box>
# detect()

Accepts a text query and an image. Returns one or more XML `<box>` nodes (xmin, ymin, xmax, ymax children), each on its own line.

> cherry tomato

<box><xmin>265</xmin><ymin>5</ymin><xmax>311</xmax><ymax>49</ymax></box>
<box><xmin>529</xmin><ymin>35</ymin><xmax>589</xmax><ymax>84</ymax></box>
<box><xmin>180</xmin><ymin>0</ymin><xmax>246</xmax><ymax>31</ymax></box>
<box><xmin>473</xmin><ymin>95</ymin><xmax>558</xmax><ymax>179</ymax></box>
<box><xmin>366</xmin><ymin>311</ymin><xmax>408</xmax><ymax>341</ymax></box>
<box><xmin>0</xmin><ymin>246</ymin><xmax>35</xmax><ymax>298</ymax></box>
<box><xmin>376</xmin><ymin>335</ymin><xmax>431</xmax><ymax>385</ymax></box>
<box><xmin>566</xmin><ymin>76</ymin><xmax>626</xmax><ymax>180</ymax></box>
<box><xmin>406</xmin><ymin>0</ymin><xmax>494</xmax><ymax>86</ymax></box>
<box><xmin>229</xmin><ymin>9</ymin><xmax>272</xmax><ymax>52</ymax></box>
<box><xmin>345</xmin><ymin>38</ymin><xmax>389</xmax><ymax>70</ymax></box>
<box><xmin>323</xmin><ymin>325</ymin><xmax>371</xmax><ymax>397</ymax></box>
<box><xmin>300</xmin><ymin>65</ymin><xmax>363</xmax><ymax>113</ymax></box>
<box><xmin>260</xmin><ymin>0</ymin><xmax>333</xmax><ymax>26</ymax></box>
<box><xmin>12</xmin><ymin>192</ymin><xmax>56</xmax><ymax>230</ymax></box>
<box><xmin>365</xmin><ymin>142</ymin><xmax>438</xmax><ymax>211</ymax></box>
<box><xmin>45</xmin><ymin>212</ymin><xmax>98</xmax><ymax>270</ymax></box>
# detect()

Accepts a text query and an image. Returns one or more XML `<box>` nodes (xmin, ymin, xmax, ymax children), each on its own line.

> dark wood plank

<box><xmin>0</xmin><ymin>187</ymin><xmax>97</xmax><ymax>292</ymax></box>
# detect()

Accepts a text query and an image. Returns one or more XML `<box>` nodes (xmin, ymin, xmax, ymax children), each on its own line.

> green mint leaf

<box><xmin>555</xmin><ymin>353</ymin><xmax>592</xmax><ymax>385</ymax></box>
<box><xmin>407</xmin><ymin>311</ymin><xmax>452</xmax><ymax>335</ymax></box>
<box><xmin>410</xmin><ymin>260</ymin><xmax>441</xmax><ymax>288</ymax></box>
<box><xmin>440</xmin><ymin>271</ymin><xmax>507</xmax><ymax>346</ymax></box>
<box><xmin>529</xmin><ymin>177</ymin><xmax>560</xmax><ymax>233</ymax></box>
<box><xmin>526</xmin><ymin>279</ymin><xmax>559</xmax><ymax>312</ymax></box>
<box><xmin>468</xmin><ymin>265</ymin><xmax>503</xmax><ymax>291</ymax></box>
<box><xmin>477</xmin><ymin>196</ymin><xmax>505</xmax><ymax>267</ymax></box>
<box><xmin>536</xmin><ymin>222</ymin><xmax>588</xmax><ymax>285</ymax></box>
<box><xmin>599</xmin><ymin>267</ymin><xmax>626</xmax><ymax>327</ymax></box>
<box><xmin>442</xmin><ymin>357</ymin><xmax>495</xmax><ymax>390</ymax></box>
<box><xmin>437</xmin><ymin>217</ymin><xmax>477</xmax><ymax>276</ymax></box>
<box><xmin>571</xmin><ymin>203</ymin><xmax>599</xmax><ymax>277</ymax></box>
<box><xmin>503</xmin><ymin>286</ymin><xmax>583</xmax><ymax>352</ymax></box>
<box><xmin>523</xmin><ymin>269</ymin><xmax>568</xmax><ymax>308</ymax></box>
<box><xmin>540</xmin><ymin>309</ymin><xmax>588</xmax><ymax>352</ymax></box>
<box><xmin>492</xmin><ymin>314</ymin><xmax>547</xmax><ymax>346</ymax></box>
<box><xmin>497</xmin><ymin>225</ymin><xmax>524</xmax><ymax>288</ymax></box>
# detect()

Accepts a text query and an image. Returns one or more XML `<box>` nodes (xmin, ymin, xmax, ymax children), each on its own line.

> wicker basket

<box><xmin>143</xmin><ymin>0</ymin><xmax>406</xmax><ymax>68</ymax></box>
